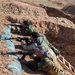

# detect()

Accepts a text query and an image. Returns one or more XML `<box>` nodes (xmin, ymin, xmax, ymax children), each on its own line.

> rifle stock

<box><xmin>0</xmin><ymin>37</ymin><xmax>30</xmax><ymax>43</ymax></box>
<box><xmin>1</xmin><ymin>50</ymin><xmax>34</xmax><ymax>59</ymax></box>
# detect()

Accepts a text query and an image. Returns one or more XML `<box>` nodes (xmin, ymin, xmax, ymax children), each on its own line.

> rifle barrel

<box><xmin>7</xmin><ymin>50</ymin><xmax>34</xmax><ymax>55</ymax></box>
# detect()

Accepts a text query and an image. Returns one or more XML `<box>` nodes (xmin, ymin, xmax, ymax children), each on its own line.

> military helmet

<box><xmin>31</xmin><ymin>32</ymin><xmax>40</xmax><ymax>39</ymax></box>
<box><xmin>23</xmin><ymin>20</ymin><xmax>29</xmax><ymax>25</ymax></box>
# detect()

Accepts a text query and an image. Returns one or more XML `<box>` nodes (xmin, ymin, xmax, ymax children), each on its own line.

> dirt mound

<box><xmin>48</xmin><ymin>0</ymin><xmax>75</xmax><ymax>6</ymax></box>
<box><xmin>0</xmin><ymin>1</ymin><xmax>47</xmax><ymax>17</ymax></box>
<box><xmin>62</xmin><ymin>5</ymin><xmax>75</xmax><ymax>15</ymax></box>
<box><xmin>41</xmin><ymin>5</ymin><xmax>75</xmax><ymax>24</ymax></box>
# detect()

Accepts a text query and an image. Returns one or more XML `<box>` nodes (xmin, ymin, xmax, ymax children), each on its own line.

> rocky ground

<box><xmin>0</xmin><ymin>0</ymin><xmax>75</xmax><ymax>75</ymax></box>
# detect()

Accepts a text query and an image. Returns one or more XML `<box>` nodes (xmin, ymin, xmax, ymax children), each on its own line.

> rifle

<box><xmin>1</xmin><ymin>50</ymin><xmax>34</xmax><ymax>59</ymax></box>
<box><xmin>7</xmin><ymin>23</ymin><xmax>23</xmax><ymax>28</ymax></box>
<box><xmin>0</xmin><ymin>37</ymin><xmax>30</xmax><ymax>44</ymax></box>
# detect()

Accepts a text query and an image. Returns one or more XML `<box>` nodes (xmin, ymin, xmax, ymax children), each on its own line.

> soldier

<box><xmin>20</xmin><ymin>45</ymin><xmax>65</xmax><ymax>75</ymax></box>
<box><xmin>21</xmin><ymin>32</ymin><xmax>60</xmax><ymax>57</ymax></box>
<box><xmin>34</xmin><ymin>46</ymin><xmax>65</xmax><ymax>75</ymax></box>
<box><xmin>11</xmin><ymin>20</ymin><xmax>36</xmax><ymax>35</ymax></box>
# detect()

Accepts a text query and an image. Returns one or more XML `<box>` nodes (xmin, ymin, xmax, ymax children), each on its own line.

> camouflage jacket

<box><xmin>18</xmin><ymin>25</ymin><xmax>36</xmax><ymax>35</ymax></box>
<box><xmin>33</xmin><ymin>34</ymin><xmax>60</xmax><ymax>56</ymax></box>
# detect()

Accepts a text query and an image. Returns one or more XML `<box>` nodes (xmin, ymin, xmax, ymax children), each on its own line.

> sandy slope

<box><xmin>0</xmin><ymin>0</ymin><xmax>75</xmax><ymax>75</ymax></box>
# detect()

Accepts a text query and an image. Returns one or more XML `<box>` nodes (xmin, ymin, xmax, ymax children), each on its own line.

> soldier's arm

<box><xmin>21</xmin><ymin>40</ymin><xmax>37</xmax><ymax>50</ymax></box>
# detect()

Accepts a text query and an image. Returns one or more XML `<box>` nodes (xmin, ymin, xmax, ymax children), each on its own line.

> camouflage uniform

<box><xmin>22</xmin><ymin>34</ymin><xmax>59</xmax><ymax>56</ymax></box>
<box><xmin>18</xmin><ymin>25</ymin><xmax>36</xmax><ymax>35</ymax></box>
<box><xmin>37</xmin><ymin>51</ymin><xmax>65</xmax><ymax>75</ymax></box>
<box><xmin>35</xmin><ymin>34</ymin><xmax>60</xmax><ymax>56</ymax></box>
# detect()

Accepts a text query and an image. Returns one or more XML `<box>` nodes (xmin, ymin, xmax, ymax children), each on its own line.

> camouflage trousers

<box><xmin>37</xmin><ymin>51</ymin><xmax>65</xmax><ymax>75</ymax></box>
<box><xmin>38</xmin><ymin>63</ymin><xmax>65</xmax><ymax>75</ymax></box>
